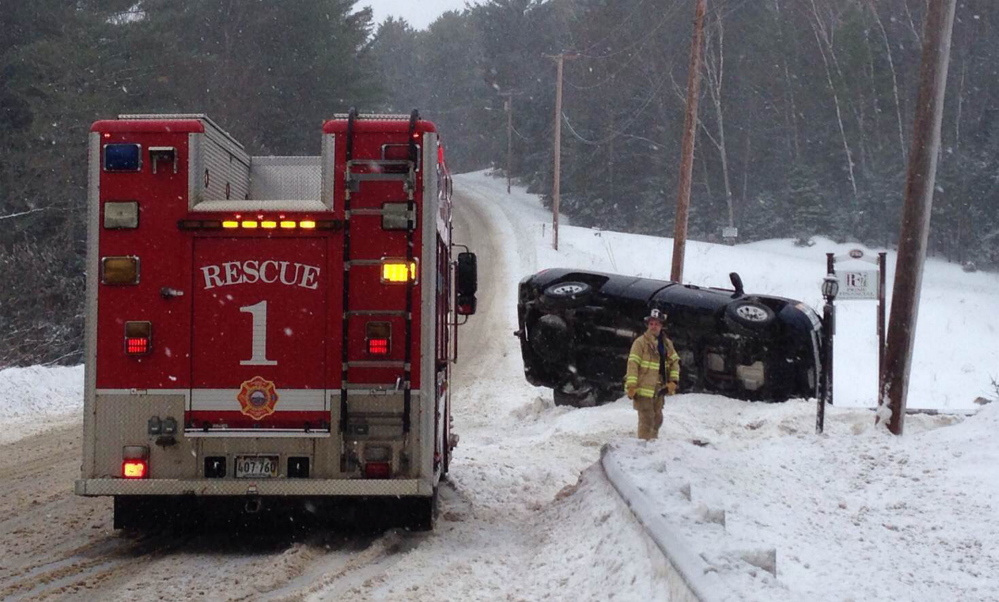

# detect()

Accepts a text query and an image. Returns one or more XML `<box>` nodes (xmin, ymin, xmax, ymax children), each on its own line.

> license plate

<box><xmin>235</xmin><ymin>455</ymin><xmax>279</xmax><ymax>479</ymax></box>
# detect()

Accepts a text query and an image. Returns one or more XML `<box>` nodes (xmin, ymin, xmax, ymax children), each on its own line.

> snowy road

<box><xmin>6</xmin><ymin>172</ymin><xmax>995</xmax><ymax>601</ymax></box>
<box><xmin>0</xmin><ymin>181</ymin><xmax>669</xmax><ymax>601</ymax></box>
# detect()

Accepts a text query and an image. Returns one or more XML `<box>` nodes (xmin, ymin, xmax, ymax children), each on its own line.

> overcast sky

<box><xmin>358</xmin><ymin>0</ymin><xmax>474</xmax><ymax>30</ymax></box>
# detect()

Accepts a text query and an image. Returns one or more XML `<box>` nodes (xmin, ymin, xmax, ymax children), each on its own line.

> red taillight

<box><xmin>364</xmin><ymin>462</ymin><xmax>391</xmax><ymax>479</ymax></box>
<box><xmin>365</xmin><ymin>322</ymin><xmax>391</xmax><ymax>356</ymax></box>
<box><xmin>124</xmin><ymin>321</ymin><xmax>152</xmax><ymax>355</ymax></box>
<box><xmin>367</xmin><ymin>338</ymin><xmax>389</xmax><ymax>355</ymax></box>
<box><xmin>126</xmin><ymin>337</ymin><xmax>149</xmax><ymax>354</ymax></box>
<box><xmin>122</xmin><ymin>459</ymin><xmax>148</xmax><ymax>479</ymax></box>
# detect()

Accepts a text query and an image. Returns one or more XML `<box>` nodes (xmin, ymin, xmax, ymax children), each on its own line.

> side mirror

<box><xmin>456</xmin><ymin>252</ymin><xmax>477</xmax><ymax>316</ymax></box>
<box><xmin>729</xmin><ymin>272</ymin><xmax>745</xmax><ymax>298</ymax></box>
<box><xmin>457</xmin><ymin>252</ymin><xmax>477</xmax><ymax>296</ymax></box>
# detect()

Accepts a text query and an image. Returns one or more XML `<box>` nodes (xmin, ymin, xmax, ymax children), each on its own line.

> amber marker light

<box><xmin>280</xmin><ymin>221</ymin><xmax>297</xmax><ymax>229</ymax></box>
<box><xmin>381</xmin><ymin>260</ymin><xmax>418</xmax><ymax>283</ymax></box>
<box><xmin>261</xmin><ymin>221</ymin><xmax>277</xmax><ymax>229</ymax></box>
<box><xmin>241</xmin><ymin>220</ymin><xmax>258</xmax><ymax>228</ymax></box>
<box><xmin>299</xmin><ymin>220</ymin><xmax>316</xmax><ymax>229</ymax></box>
<box><xmin>222</xmin><ymin>221</ymin><xmax>239</xmax><ymax>229</ymax></box>
<box><xmin>101</xmin><ymin>256</ymin><xmax>140</xmax><ymax>285</ymax></box>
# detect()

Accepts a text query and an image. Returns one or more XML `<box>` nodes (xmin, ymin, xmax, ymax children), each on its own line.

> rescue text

<box><xmin>201</xmin><ymin>260</ymin><xmax>321</xmax><ymax>290</ymax></box>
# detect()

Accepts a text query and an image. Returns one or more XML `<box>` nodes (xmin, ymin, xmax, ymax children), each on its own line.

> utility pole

<box><xmin>545</xmin><ymin>52</ymin><xmax>577</xmax><ymax>251</ymax></box>
<box><xmin>880</xmin><ymin>0</ymin><xmax>957</xmax><ymax>436</ymax></box>
<box><xmin>670</xmin><ymin>0</ymin><xmax>707</xmax><ymax>283</ymax></box>
<box><xmin>499</xmin><ymin>91</ymin><xmax>518</xmax><ymax>194</ymax></box>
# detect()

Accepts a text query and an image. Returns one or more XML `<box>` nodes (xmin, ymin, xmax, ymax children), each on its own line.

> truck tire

<box><xmin>553</xmin><ymin>385</ymin><xmax>598</xmax><ymax>408</ymax></box>
<box><xmin>113</xmin><ymin>496</ymin><xmax>143</xmax><ymax>530</ymax></box>
<box><xmin>541</xmin><ymin>281</ymin><xmax>592</xmax><ymax>309</ymax></box>
<box><xmin>405</xmin><ymin>491</ymin><xmax>437</xmax><ymax>532</ymax></box>
<box><xmin>530</xmin><ymin>314</ymin><xmax>572</xmax><ymax>362</ymax></box>
<box><xmin>723</xmin><ymin>298</ymin><xmax>775</xmax><ymax>335</ymax></box>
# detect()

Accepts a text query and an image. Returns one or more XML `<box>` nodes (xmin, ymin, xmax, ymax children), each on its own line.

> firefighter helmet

<box><xmin>645</xmin><ymin>308</ymin><xmax>667</xmax><ymax>324</ymax></box>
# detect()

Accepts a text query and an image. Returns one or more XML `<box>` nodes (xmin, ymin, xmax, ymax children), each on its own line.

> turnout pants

<box><xmin>633</xmin><ymin>394</ymin><xmax>665</xmax><ymax>440</ymax></box>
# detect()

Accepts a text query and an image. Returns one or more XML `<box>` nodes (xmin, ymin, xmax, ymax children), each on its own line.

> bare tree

<box><xmin>701</xmin><ymin>12</ymin><xmax>735</xmax><ymax>229</ymax></box>
<box><xmin>807</xmin><ymin>0</ymin><xmax>859</xmax><ymax>199</ymax></box>
<box><xmin>868</xmin><ymin>0</ymin><xmax>908</xmax><ymax>161</ymax></box>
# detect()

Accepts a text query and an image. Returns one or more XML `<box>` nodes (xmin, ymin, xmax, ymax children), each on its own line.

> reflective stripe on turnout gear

<box><xmin>625</xmin><ymin>330</ymin><xmax>680</xmax><ymax>397</ymax></box>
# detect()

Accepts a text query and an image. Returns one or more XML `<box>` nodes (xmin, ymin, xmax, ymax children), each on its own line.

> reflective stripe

<box><xmin>669</xmin><ymin>353</ymin><xmax>680</xmax><ymax>362</ymax></box>
<box><xmin>635</xmin><ymin>387</ymin><xmax>657</xmax><ymax>397</ymax></box>
<box><xmin>624</xmin><ymin>376</ymin><xmax>638</xmax><ymax>385</ymax></box>
<box><xmin>628</xmin><ymin>354</ymin><xmax>657</xmax><ymax>369</ymax></box>
<box><xmin>669</xmin><ymin>371</ymin><xmax>680</xmax><ymax>380</ymax></box>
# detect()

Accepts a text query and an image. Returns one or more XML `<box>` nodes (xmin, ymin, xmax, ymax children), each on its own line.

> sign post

<box><xmin>817</xmin><ymin>274</ymin><xmax>839</xmax><ymax>434</ymax></box>
<box><xmin>827</xmin><ymin>249</ymin><xmax>887</xmax><ymax>406</ymax></box>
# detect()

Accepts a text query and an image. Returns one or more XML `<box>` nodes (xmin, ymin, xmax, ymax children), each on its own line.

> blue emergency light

<box><xmin>103</xmin><ymin>143</ymin><xmax>142</xmax><ymax>172</ymax></box>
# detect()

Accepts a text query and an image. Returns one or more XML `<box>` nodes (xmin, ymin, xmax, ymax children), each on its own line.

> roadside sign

<box><xmin>838</xmin><ymin>269</ymin><xmax>879</xmax><ymax>300</ymax></box>
<box><xmin>824</xmin><ymin>251</ymin><xmax>888</xmax><ymax>416</ymax></box>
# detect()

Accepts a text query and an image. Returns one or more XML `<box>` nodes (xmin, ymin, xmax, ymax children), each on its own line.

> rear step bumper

<box><xmin>76</xmin><ymin>477</ymin><xmax>433</xmax><ymax>497</ymax></box>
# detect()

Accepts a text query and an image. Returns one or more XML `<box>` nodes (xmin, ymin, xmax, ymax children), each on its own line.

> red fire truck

<box><xmin>75</xmin><ymin>111</ymin><xmax>477</xmax><ymax>530</ymax></box>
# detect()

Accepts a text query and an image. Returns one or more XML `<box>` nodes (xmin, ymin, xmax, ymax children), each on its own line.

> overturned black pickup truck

<box><xmin>516</xmin><ymin>268</ymin><xmax>823</xmax><ymax>406</ymax></box>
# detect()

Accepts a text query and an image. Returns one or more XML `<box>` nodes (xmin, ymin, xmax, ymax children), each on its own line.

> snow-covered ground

<box><xmin>3</xmin><ymin>170</ymin><xmax>997</xmax><ymax>601</ymax></box>
<box><xmin>453</xmin><ymin>170</ymin><xmax>999</xmax><ymax>601</ymax></box>
<box><xmin>1</xmin><ymin>365</ymin><xmax>83</xmax><ymax>445</ymax></box>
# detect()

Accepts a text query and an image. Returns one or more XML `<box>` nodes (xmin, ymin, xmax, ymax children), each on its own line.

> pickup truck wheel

<box><xmin>541</xmin><ymin>281</ymin><xmax>592</xmax><ymax>309</ymax></box>
<box><xmin>596</xmin><ymin>387</ymin><xmax>623</xmax><ymax>404</ymax></box>
<box><xmin>723</xmin><ymin>299</ymin><xmax>776</xmax><ymax>334</ymax></box>
<box><xmin>553</xmin><ymin>386</ymin><xmax>598</xmax><ymax>408</ymax></box>
<box><xmin>530</xmin><ymin>314</ymin><xmax>572</xmax><ymax>362</ymax></box>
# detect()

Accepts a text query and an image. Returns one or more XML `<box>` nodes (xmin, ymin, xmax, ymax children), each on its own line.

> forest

<box><xmin>1</xmin><ymin>0</ymin><xmax>997</xmax><ymax>365</ymax></box>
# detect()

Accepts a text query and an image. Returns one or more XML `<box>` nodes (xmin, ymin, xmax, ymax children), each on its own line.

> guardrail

<box><xmin>600</xmin><ymin>444</ymin><xmax>736</xmax><ymax>602</ymax></box>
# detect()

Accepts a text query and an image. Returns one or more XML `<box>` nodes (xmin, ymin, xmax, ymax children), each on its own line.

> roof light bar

<box><xmin>176</xmin><ymin>218</ymin><xmax>341</xmax><ymax>231</ymax></box>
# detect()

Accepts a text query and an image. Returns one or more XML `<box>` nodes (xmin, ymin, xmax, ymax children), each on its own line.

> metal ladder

<box><xmin>339</xmin><ymin>108</ymin><xmax>421</xmax><ymax>437</ymax></box>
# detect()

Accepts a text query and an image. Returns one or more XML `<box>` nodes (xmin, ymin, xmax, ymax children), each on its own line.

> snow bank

<box><xmin>1</xmin><ymin>365</ymin><xmax>83</xmax><ymax>445</ymax></box>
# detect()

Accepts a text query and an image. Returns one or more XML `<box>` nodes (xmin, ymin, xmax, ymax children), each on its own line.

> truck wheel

<box><xmin>596</xmin><ymin>387</ymin><xmax>623</xmax><ymax>405</ymax></box>
<box><xmin>530</xmin><ymin>314</ymin><xmax>572</xmax><ymax>362</ymax></box>
<box><xmin>541</xmin><ymin>281</ymin><xmax>592</xmax><ymax>309</ymax></box>
<box><xmin>723</xmin><ymin>299</ymin><xmax>775</xmax><ymax>335</ymax></box>
<box><xmin>406</xmin><ymin>491</ymin><xmax>437</xmax><ymax>532</ymax></box>
<box><xmin>553</xmin><ymin>386</ymin><xmax>598</xmax><ymax>408</ymax></box>
<box><xmin>114</xmin><ymin>496</ymin><xmax>142</xmax><ymax>530</ymax></box>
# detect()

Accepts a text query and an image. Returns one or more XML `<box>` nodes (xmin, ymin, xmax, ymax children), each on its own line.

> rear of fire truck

<box><xmin>76</xmin><ymin>111</ymin><xmax>476</xmax><ymax>530</ymax></box>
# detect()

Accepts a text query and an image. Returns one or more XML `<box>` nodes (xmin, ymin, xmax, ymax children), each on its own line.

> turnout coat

<box><xmin>625</xmin><ymin>331</ymin><xmax>680</xmax><ymax>398</ymax></box>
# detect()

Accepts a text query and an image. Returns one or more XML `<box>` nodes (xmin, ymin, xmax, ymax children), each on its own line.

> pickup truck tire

<box><xmin>541</xmin><ymin>281</ymin><xmax>592</xmax><ymax>309</ymax></box>
<box><xmin>553</xmin><ymin>385</ymin><xmax>598</xmax><ymax>407</ymax></box>
<box><xmin>530</xmin><ymin>314</ymin><xmax>572</xmax><ymax>362</ymax></box>
<box><xmin>723</xmin><ymin>299</ymin><xmax>776</xmax><ymax>335</ymax></box>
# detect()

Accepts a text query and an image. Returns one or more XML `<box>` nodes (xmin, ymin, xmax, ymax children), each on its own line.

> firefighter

<box><xmin>624</xmin><ymin>308</ymin><xmax>680</xmax><ymax>440</ymax></box>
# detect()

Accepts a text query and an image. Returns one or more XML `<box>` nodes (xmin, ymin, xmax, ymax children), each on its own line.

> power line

<box><xmin>565</xmin><ymin>3</ymin><xmax>685</xmax><ymax>92</ymax></box>
<box><xmin>559</xmin><ymin>74</ymin><xmax>669</xmax><ymax>146</ymax></box>
<box><xmin>575</xmin><ymin>0</ymin><xmax>653</xmax><ymax>56</ymax></box>
<box><xmin>576</xmin><ymin>1</ymin><xmax>685</xmax><ymax>61</ymax></box>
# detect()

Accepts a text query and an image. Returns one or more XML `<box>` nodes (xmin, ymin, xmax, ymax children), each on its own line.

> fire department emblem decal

<box><xmin>237</xmin><ymin>376</ymin><xmax>279</xmax><ymax>420</ymax></box>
